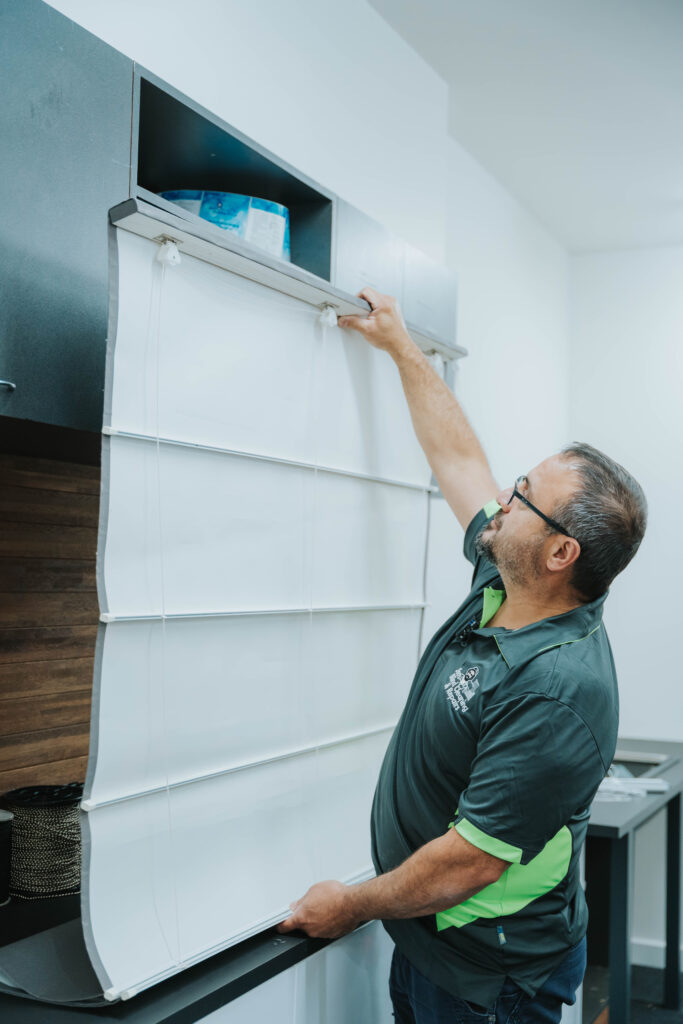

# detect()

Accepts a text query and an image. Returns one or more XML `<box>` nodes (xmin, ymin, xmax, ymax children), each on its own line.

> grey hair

<box><xmin>552</xmin><ymin>443</ymin><xmax>647</xmax><ymax>602</ymax></box>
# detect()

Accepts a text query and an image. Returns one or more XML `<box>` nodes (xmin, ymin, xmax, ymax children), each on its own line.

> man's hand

<box><xmin>338</xmin><ymin>288</ymin><xmax>415</xmax><ymax>358</ymax></box>
<box><xmin>276</xmin><ymin>829</ymin><xmax>506</xmax><ymax>942</ymax></box>
<box><xmin>277</xmin><ymin>880</ymin><xmax>360</xmax><ymax>939</ymax></box>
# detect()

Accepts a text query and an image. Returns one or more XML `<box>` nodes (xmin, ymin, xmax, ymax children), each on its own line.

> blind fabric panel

<box><xmin>101</xmin><ymin>436</ymin><xmax>428</xmax><ymax>618</ymax></box>
<box><xmin>108</xmin><ymin>231</ymin><xmax>431</xmax><ymax>486</ymax></box>
<box><xmin>82</xmin><ymin>227</ymin><xmax>435</xmax><ymax>999</ymax></box>
<box><xmin>85</xmin><ymin>731</ymin><xmax>389</xmax><ymax>983</ymax></box>
<box><xmin>89</xmin><ymin>608</ymin><xmax>420</xmax><ymax>806</ymax></box>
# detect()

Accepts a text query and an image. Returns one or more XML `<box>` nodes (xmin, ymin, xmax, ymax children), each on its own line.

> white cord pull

<box><xmin>156</xmin><ymin>240</ymin><xmax>181</xmax><ymax>266</ymax></box>
<box><xmin>319</xmin><ymin>304</ymin><xmax>337</xmax><ymax>328</ymax></box>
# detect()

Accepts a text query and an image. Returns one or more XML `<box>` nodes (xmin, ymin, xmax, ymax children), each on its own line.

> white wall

<box><xmin>570</xmin><ymin>247</ymin><xmax>683</xmax><ymax>742</ymax></box>
<box><xmin>424</xmin><ymin>138</ymin><xmax>569</xmax><ymax>640</ymax></box>
<box><xmin>447</xmin><ymin>139</ymin><xmax>570</xmax><ymax>480</ymax></box>
<box><xmin>45</xmin><ymin>0</ymin><xmax>572</xmax><ymax>1005</ymax></box>
<box><xmin>570</xmin><ymin>245</ymin><xmax>683</xmax><ymax>967</ymax></box>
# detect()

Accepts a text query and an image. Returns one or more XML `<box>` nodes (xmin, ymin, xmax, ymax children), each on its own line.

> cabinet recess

<box><xmin>134</xmin><ymin>73</ymin><xmax>333</xmax><ymax>282</ymax></box>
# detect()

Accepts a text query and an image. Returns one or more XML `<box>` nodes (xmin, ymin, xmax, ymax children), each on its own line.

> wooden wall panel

<box><xmin>0</xmin><ymin>557</ymin><xmax>96</xmax><ymax>593</ymax></box>
<box><xmin>0</xmin><ymin>523</ymin><xmax>98</xmax><ymax>560</ymax></box>
<box><xmin>0</xmin><ymin>485</ymin><xmax>99</xmax><ymax>526</ymax></box>
<box><xmin>0</xmin><ymin>724</ymin><xmax>91</xmax><ymax>772</ymax></box>
<box><xmin>0</xmin><ymin>693</ymin><xmax>92</xmax><ymax>737</ymax></box>
<box><xmin>0</xmin><ymin>454</ymin><xmax>99</xmax><ymax>493</ymax></box>
<box><xmin>0</xmin><ymin>593</ymin><xmax>99</xmax><ymax>628</ymax></box>
<box><xmin>0</xmin><ymin>757</ymin><xmax>90</xmax><ymax>795</ymax></box>
<box><xmin>0</xmin><ymin>659</ymin><xmax>94</xmax><ymax>701</ymax></box>
<box><xmin>0</xmin><ymin>625</ymin><xmax>97</xmax><ymax>665</ymax></box>
<box><xmin>0</xmin><ymin>451</ymin><xmax>99</xmax><ymax>796</ymax></box>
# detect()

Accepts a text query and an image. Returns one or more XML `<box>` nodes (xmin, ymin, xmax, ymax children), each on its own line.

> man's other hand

<box><xmin>338</xmin><ymin>287</ymin><xmax>414</xmax><ymax>357</ymax></box>
<box><xmin>276</xmin><ymin>880</ymin><xmax>360</xmax><ymax>939</ymax></box>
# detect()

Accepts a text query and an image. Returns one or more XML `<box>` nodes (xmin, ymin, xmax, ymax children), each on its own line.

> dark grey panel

<box><xmin>0</xmin><ymin>0</ymin><xmax>133</xmax><ymax>431</ymax></box>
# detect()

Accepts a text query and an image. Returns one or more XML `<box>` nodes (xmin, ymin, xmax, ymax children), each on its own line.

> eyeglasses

<box><xmin>508</xmin><ymin>475</ymin><xmax>576</xmax><ymax>540</ymax></box>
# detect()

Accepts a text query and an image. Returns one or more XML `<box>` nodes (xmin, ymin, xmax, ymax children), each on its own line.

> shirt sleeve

<box><xmin>463</xmin><ymin>501</ymin><xmax>501</xmax><ymax>587</ymax></box>
<box><xmin>454</xmin><ymin>692</ymin><xmax>606</xmax><ymax>865</ymax></box>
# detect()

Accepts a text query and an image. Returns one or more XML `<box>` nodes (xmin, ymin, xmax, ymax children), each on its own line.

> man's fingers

<box><xmin>357</xmin><ymin>286</ymin><xmax>382</xmax><ymax>309</ymax></box>
<box><xmin>275</xmin><ymin>894</ymin><xmax>304</xmax><ymax>933</ymax></box>
<box><xmin>338</xmin><ymin>313</ymin><xmax>371</xmax><ymax>333</ymax></box>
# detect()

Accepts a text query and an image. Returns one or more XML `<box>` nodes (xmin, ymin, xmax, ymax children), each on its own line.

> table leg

<box><xmin>609</xmin><ymin>833</ymin><xmax>632</xmax><ymax>1024</ymax></box>
<box><xmin>665</xmin><ymin>793</ymin><xmax>681</xmax><ymax>1010</ymax></box>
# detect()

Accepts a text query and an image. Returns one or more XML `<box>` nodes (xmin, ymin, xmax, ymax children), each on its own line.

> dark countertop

<box><xmin>0</xmin><ymin>894</ymin><xmax>80</xmax><ymax>950</ymax></box>
<box><xmin>0</xmin><ymin>925</ymin><xmax>330</xmax><ymax>1024</ymax></box>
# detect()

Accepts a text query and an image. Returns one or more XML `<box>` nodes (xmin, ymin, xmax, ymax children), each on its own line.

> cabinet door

<box><xmin>334</xmin><ymin>200</ymin><xmax>405</xmax><ymax>301</ymax></box>
<box><xmin>402</xmin><ymin>243</ymin><xmax>457</xmax><ymax>342</ymax></box>
<box><xmin>0</xmin><ymin>0</ymin><xmax>132</xmax><ymax>432</ymax></box>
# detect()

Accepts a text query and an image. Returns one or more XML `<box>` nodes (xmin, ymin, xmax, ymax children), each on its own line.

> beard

<box><xmin>475</xmin><ymin>517</ymin><xmax>546</xmax><ymax>588</ymax></box>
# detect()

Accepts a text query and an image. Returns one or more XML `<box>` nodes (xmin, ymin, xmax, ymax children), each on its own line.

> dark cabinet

<box><xmin>0</xmin><ymin>0</ymin><xmax>133</xmax><ymax>432</ymax></box>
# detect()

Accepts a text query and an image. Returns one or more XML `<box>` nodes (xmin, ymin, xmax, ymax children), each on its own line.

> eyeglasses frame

<box><xmin>508</xmin><ymin>475</ymin><xmax>577</xmax><ymax>541</ymax></box>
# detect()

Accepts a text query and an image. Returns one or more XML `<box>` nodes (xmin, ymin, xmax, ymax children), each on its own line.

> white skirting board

<box><xmin>630</xmin><ymin>937</ymin><xmax>683</xmax><ymax>969</ymax></box>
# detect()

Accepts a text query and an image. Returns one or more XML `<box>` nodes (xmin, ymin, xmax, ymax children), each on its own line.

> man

<box><xmin>278</xmin><ymin>288</ymin><xmax>647</xmax><ymax>1023</ymax></box>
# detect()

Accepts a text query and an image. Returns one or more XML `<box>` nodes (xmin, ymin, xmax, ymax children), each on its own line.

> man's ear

<box><xmin>546</xmin><ymin>536</ymin><xmax>581</xmax><ymax>574</ymax></box>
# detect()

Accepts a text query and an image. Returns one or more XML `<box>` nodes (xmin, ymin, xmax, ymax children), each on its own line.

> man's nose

<box><xmin>496</xmin><ymin>486</ymin><xmax>513</xmax><ymax>510</ymax></box>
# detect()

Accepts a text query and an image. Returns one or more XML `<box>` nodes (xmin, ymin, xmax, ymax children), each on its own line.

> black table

<box><xmin>587</xmin><ymin>737</ymin><xmax>683</xmax><ymax>1024</ymax></box>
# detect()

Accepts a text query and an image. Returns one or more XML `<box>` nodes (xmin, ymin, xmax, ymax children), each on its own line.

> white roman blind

<box><xmin>81</xmin><ymin>224</ymin><xmax>437</xmax><ymax>1000</ymax></box>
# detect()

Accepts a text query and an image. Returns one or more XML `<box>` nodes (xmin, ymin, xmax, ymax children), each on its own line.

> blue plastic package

<box><xmin>159</xmin><ymin>190</ymin><xmax>291</xmax><ymax>262</ymax></box>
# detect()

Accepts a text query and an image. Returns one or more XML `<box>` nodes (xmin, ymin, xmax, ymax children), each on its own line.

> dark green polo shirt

<box><xmin>370</xmin><ymin>504</ymin><xmax>619</xmax><ymax>1006</ymax></box>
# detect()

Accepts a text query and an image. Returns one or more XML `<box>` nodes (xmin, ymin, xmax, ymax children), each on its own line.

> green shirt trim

<box><xmin>480</xmin><ymin>587</ymin><xmax>505</xmax><ymax>628</ymax></box>
<box><xmin>482</xmin><ymin>499</ymin><xmax>502</xmax><ymax>519</ymax></box>
<box><xmin>454</xmin><ymin>817</ymin><xmax>522</xmax><ymax>863</ymax></box>
<box><xmin>536</xmin><ymin>624</ymin><xmax>603</xmax><ymax>656</ymax></box>
<box><xmin>437</xmin><ymin>823</ymin><xmax>573</xmax><ymax>931</ymax></box>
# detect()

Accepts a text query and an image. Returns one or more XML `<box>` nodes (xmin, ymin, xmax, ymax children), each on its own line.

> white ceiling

<box><xmin>369</xmin><ymin>0</ymin><xmax>683</xmax><ymax>252</ymax></box>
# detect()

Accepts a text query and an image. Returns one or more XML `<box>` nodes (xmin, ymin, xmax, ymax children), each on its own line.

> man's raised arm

<box><xmin>338</xmin><ymin>287</ymin><xmax>498</xmax><ymax>530</ymax></box>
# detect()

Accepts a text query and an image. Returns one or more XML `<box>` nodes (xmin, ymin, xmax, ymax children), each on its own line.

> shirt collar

<box><xmin>474</xmin><ymin>587</ymin><xmax>608</xmax><ymax>669</ymax></box>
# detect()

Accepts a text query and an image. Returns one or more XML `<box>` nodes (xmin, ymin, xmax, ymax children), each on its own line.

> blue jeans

<box><xmin>389</xmin><ymin>938</ymin><xmax>587</xmax><ymax>1024</ymax></box>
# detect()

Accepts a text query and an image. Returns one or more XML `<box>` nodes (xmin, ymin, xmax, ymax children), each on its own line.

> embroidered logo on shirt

<box><xmin>445</xmin><ymin>666</ymin><xmax>480</xmax><ymax>713</ymax></box>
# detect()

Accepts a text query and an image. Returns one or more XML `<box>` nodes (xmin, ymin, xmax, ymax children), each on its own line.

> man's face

<box><xmin>475</xmin><ymin>455</ymin><xmax>581</xmax><ymax>588</ymax></box>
